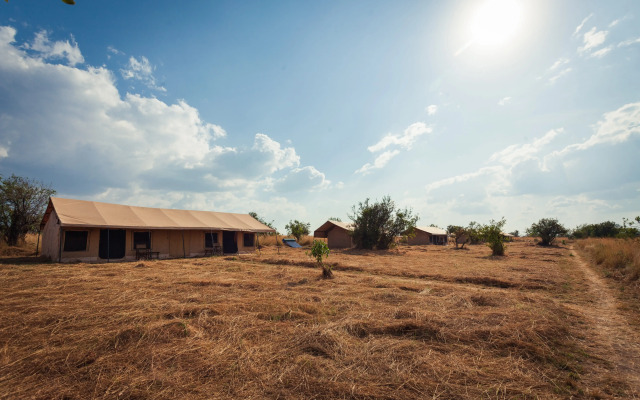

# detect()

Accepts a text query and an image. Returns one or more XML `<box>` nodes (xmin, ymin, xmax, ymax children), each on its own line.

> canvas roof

<box><xmin>313</xmin><ymin>220</ymin><xmax>353</xmax><ymax>238</ymax></box>
<box><xmin>415</xmin><ymin>226</ymin><xmax>448</xmax><ymax>236</ymax></box>
<box><xmin>40</xmin><ymin>197</ymin><xmax>275</xmax><ymax>233</ymax></box>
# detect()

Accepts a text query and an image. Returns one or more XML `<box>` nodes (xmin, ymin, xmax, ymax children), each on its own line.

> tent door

<box><xmin>99</xmin><ymin>229</ymin><xmax>126</xmax><ymax>259</ymax></box>
<box><xmin>222</xmin><ymin>231</ymin><xmax>238</xmax><ymax>254</ymax></box>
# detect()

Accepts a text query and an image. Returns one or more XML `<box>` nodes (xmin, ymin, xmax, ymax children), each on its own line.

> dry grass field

<box><xmin>1</xmin><ymin>238</ymin><xmax>639</xmax><ymax>399</ymax></box>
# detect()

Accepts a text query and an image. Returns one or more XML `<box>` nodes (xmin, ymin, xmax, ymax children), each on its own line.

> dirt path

<box><xmin>569</xmin><ymin>247</ymin><xmax>640</xmax><ymax>396</ymax></box>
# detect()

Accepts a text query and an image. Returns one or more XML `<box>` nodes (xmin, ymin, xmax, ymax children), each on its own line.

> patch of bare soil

<box><xmin>568</xmin><ymin>246</ymin><xmax>640</xmax><ymax>397</ymax></box>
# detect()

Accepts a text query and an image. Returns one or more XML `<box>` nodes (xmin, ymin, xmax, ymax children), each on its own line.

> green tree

<box><xmin>479</xmin><ymin>218</ymin><xmax>507</xmax><ymax>256</ymax></box>
<box><xmin>328</xmin><ymin>217</ymin><xmax>342</xmax><ymax>222</ymax></box>
<box><xmin>526</xmin><ymin>218</ymin><xmax>568</xmax><ymax>246</ymax></box>
<box><xmin>447</xmin><ymin>225</ymin><xmax>469</xmax><ymax>249</ymax></box>
<box><xmin>308</xmin><ymin>240</ymin><xmax>332</xmax><ymax>278</ymax></box>
<box><xmin>285</xmin><ymin>219</ymin><xmax>310</xmax><ymax>241</ymax></box>
<box><xmin>249</xmin><ymin>211</ymin><xmax>277</xmax><ymax>234</ymax></box>
<box><xmin>0</xmin><ymin>175</ymin><xmax>55</xmax><ymax>246</ymax></box>
<box><xmin>349</xmin><ymin>196</ymin><xmax>418</xmax><ymax>250</ymax></box>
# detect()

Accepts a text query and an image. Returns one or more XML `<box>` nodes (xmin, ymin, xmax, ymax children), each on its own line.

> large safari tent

<box><xmin>407</xmin><ymin>226</ymin><xmax>448</xmax><ymax>245</ymax></box>
<box><xmin>314</xmin><ymin>220</ymin><xmax>354</xmax><ymax>249</ymax></box>
<box><xmin>40</xmin><ymin>197</ymin><xmax>274</xmax><ymax>263</ymax></box>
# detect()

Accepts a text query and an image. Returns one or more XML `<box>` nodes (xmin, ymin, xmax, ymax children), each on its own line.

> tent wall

<box><xmin>41</xmin><ymin>210</ymin><xmax>61</xmax><ymax>260</ymax></box>
<box><xmin>45</xmin><ymin>226</ymin><xmax>257</xmax><ymax>263</ymax></box>
<box><xmin>407</xmin><ymin>230</ymin><xmax>431</xmax><ymax>245</ymax></box>
<box><xmin>327</xmin><ymin>228</ymin><xmax>353</xmax><ymax>249</ymax></box>
<box><xmin>407</xmin><ymin>230</ymin><xmax>448</xmax><ymax>245</ymax></box>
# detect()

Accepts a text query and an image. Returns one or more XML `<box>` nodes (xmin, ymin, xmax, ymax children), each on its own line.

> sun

<box><xmin>469</xmin><ymin>0</ymin><xmax>523</xmax><ymax>47</ymax></box>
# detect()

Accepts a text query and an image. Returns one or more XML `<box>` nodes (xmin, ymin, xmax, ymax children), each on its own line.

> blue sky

<box><xmin>1</xmin><ymin>0</ymin><xmax>639</xmax><ymax>234</ymax></box>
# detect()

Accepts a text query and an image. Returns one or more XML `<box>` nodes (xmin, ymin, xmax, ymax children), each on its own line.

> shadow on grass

<box><xmin>0</xmin><ymin>255</ymin><xmax>51</xmax><ymax>265</ymax></box>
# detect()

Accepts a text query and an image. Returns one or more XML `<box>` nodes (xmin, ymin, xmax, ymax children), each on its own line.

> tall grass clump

<box><xmin>576</xmin><ymin>238</ymin><xmax>640</xmax><ymax>281</ymax></box>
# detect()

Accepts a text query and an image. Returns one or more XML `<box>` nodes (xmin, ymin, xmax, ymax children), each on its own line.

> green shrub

<box><xmin>526</xmin><ymin>218</ymin><xmax>568</xmax><ymax>246</ymax></box>
<box><xmin>479</xmin><ymin>218</ymin><xmax>507</xmax><ymax>256</ymax></box>
<box><xmin>349</xmin><ymin>196</ymin><xmax>418</xmax><ymax>250</ymax></box>
<box><xmin>308</xmin><ymin>240</ymin><xmax>332</xmax><ymax>278</ymax></box>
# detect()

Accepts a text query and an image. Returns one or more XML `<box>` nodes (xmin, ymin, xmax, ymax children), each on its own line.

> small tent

<box><xmin>407</xmin><ymin>226</ymin><xmax>448</xmax><ymax>245</ymax></box>
<box><xmin>39</xmin><ymin>197</ymin><xmax>274</xmax><ymax>262</ymax></box>
<box><xmin>313</xmin><ymin>220</ymin><xmax>353</xmax><ymax>249</ymax></box>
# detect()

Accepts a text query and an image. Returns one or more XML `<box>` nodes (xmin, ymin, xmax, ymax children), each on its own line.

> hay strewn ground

<box><xmin>0</xmin><ymin>240</ymin><xmax>637</xmax><ymax>399</ymax></box>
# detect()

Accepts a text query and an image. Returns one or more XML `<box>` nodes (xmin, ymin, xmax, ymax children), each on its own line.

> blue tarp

<box><xmin>282</xmin><ymin>238</ymin><xmax>302</xmax><ymax>248</ymax></box>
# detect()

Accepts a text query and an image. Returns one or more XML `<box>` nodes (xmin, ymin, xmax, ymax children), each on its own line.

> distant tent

<box><xmin>39</xmin><ymin>197</ymin><xmax>274</xmax><ymax>262</ymax></box>
<box><xmin>314</xmin><ymin>220</ymin><xmax>354</xmax><ymax>249</ymax></box>
<box><xmin>407</xmin><ymin>226</ymin><xmax>448</xmax><ymax>245</ymax></box>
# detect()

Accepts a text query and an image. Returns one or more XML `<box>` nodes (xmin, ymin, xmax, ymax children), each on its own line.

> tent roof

<box><xmin>415</xmin><ymin>226</ymin><xmax>448</xmax><ymax>235</ymax></box>
<box><xmin>313</xmin><ymin>220</ymin><xmax>353</xmax><ymax>238</ymax></box>
<box><xmin>40</xmin><ymin>197</ymin><xmax>275</xmax><ymax>233</ymax></box>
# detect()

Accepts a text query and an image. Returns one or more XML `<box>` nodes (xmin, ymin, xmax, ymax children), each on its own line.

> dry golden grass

<box><xmin>575</xmin><ymin>238</ymin><xmax>640</xmax><ymax>282</ymax></box>
<box><xmin>0</xmin><ymin>241</ymin><xmax>635</xmax><ymax>399</ymax></box>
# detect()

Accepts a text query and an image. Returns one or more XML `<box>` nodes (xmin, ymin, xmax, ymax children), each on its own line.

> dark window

<box><xmin>133</xmin><ymin>232</ymin><xmax>151</xmax><ymax>249</ymax></box>
<box><xmin>63</xmin><ymin>231</ymin><xmax>88</xmax><ymax>252</ymax></box>
<box><xmin>243</xmin><ymin>233</ymin><xmax>255</xmax><ymax>247</ymax></box>
<box><xmin>205</xmin><ymin>232</ymin><xmax>218</xmax><ymax>248</ymax></box>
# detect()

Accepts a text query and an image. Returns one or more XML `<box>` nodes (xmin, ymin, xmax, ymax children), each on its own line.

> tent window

<box><xmin>243</xmin><ymin>233</ymin><xmax>254</xmax><ymax>247</ymax></box>
<box><xmin>205</xmin><ymin>232</ymin><xmax>218</xmax><ymax>248</ymax></box>
<box><xmin>63</xmin><ymin>231</ymin><xmax>88</xmax><ymax>252</ymax></box>
<box><xmin>133</xmin><ymin>232</ymin><xmax>151</xmax><ymax>249</ymax></box>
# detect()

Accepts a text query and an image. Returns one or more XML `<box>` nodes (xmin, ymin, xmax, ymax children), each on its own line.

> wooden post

<box><xmin>276</xmin><ymin>231</ymin><xmax>280</xmax><ymax>254</ymax></box>
<box><xmin>107</xmin><ymin>229</ymin><xmax>110</xmax><ymax>263</ymax></box>
<box><xmin>35</xmin><ymin>230</ymin><xmax>41</xmax><ymax>257</ymax></box>
<box><xmin>58</xmin><ymin>226</ymin><xmax>63</xmax><ymax>263</ymax></box>
<box><xmin>182</xmin><ymin>230</ymin><xmax>186</xmax><ymax>258</ymax></box>
<box><xmin>256</xmin><ymin>233</ymin><xmax>261</xmax><ymax>256</ymax></box>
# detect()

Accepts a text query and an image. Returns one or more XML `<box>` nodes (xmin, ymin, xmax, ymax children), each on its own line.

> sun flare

<box><xmin>469</xmin><ymin>0</ymin><xmax>523</xmax><ymax>47</ymax></box>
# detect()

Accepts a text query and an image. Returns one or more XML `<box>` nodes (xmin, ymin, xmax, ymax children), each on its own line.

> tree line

<box><xmin>1</xmin><ymin>173</ymin><xmax>637</xmax><ymax>252</ymax></box>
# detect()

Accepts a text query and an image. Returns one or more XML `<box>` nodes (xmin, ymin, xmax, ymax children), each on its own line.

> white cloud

<box><xmin>618</xmin><ymin>37</ymin><xmax>640</xmax><ymax>47</ymax></box>
<box><xmin>367</xmin><ymin>122</ymin><xmax>432</xmax><ymax>153</ymax></box>
<box><xmin>23</xmin><ymin>29</ymin><xmax>84</xmax><ymax>66</ymax></box>
<box><xmin>589</xmin><ymin>45</ymin><xmax>613</xmax><ymax>58</ymax></box>
<box><xmin>426</xmin><ymin>105</ymin><xmax>438</xmax><ymax>115</ymax></box>
<box><xmin>0</xmin><ymin>25</ymin><xmax>329</xmax><ymax>206</ymax></box>
<box><xmin>355</xmin><ymin>150</ymin><xmax>400</xmax><ymax>175</ymax></box>
<box><xmin>251</xmin><ymin>133</ymin><xmax>300</xmax><ymax>173</ymax></box>
<box><xmin>355</xmin><ymin>122</ymin><xmax>432</xmax><ymax>175</ymax></box>
<box><xmin>272</xmin><ymin>166</ymin><xmax>331</xmax><ymax>192</ymax></box>
<box><xmin>121</xmin><ymin>55</ymin><xmax>166</xmax><ymax>92</ymax></box>
<box><xmin>547</xmin><ymin>67</ymin><xmax>572</xmax><ymax>85</ymax></box>
<box><xmin>548</xmin><ymin>57</ymin><xmax>570</xmax><ymax>71</ymax></box>
<box><xmin>564</xmin><ymin>102</ymin><xmax>640</xmax><ymax>152</ymax></box>
<box><xmin>579</xmin><ymin>27</ymin><xmax>609</xmax><ymax>54</ymax></box>
<box><xmin>573</xmin><ymin>14</ymin><xmax>593</xmax><ymax>37</ymax></box>
<box><xmin>423</xmin><ymin>103</ymin><xmax>640</xmax><ymax>226</ymax></box>
<box><xmin>498</xmin><ymin>97</ymin><xmax>511</xmax><ymax>106</ymax></box>
<box><xmin>489</xmin><ymin>128</ymin><xmax>563</xmax><ymax>167</ymax></box>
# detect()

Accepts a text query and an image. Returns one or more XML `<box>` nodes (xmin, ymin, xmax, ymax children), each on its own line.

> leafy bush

<box><xmin>0</xmin><ymin>175</ymin><xmax>55</xmax><ymax>246</ymax></box>
<box><xmin>527</xmin><ymin>218</ymin><xmax>568</xmax><ymax>246</ymax></box>
<box><xmin>479</xmin><ymin>218</ymin><xmax>507</xmax><ymax>256</ymax></box>
<box><xmin>308</xmin><ymin>240</ymin><xmax>332</xmax><ymax>278</ymax></box>
<box><xmin>349</xmin><ymin>196</ymin><xmax>418</xmax><ymax>250</ymax></box>
<box><xmin>447</xmin><ymin>225</ymin><xmax>469</xmax><ymax>249</ymax></box>
<box><xmin>285</xmin><ymin>220</ymin><xmax>310</xmax><ymax>242</ymax></box>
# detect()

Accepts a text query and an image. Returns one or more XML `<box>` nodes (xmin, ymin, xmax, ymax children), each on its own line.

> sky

<box><xmin>1</xmin><ymin>0</ymin><xmax>639</xmax><ymax>234</ymax></box>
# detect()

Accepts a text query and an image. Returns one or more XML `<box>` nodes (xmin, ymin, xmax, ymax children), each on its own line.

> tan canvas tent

<box><xmin>40</xmin><ymin>197</ymin><xmax>274</xmax><ymax>262</ymax></box>
<box><xmin>407</xmin><ymin>226</ymin><xmax>448</xmax><ymax>245</ymax></box>
<box><xmin>313</xmin><ymin>220</ymin><xmax>354</xmax><ymax>249</ymax></box>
